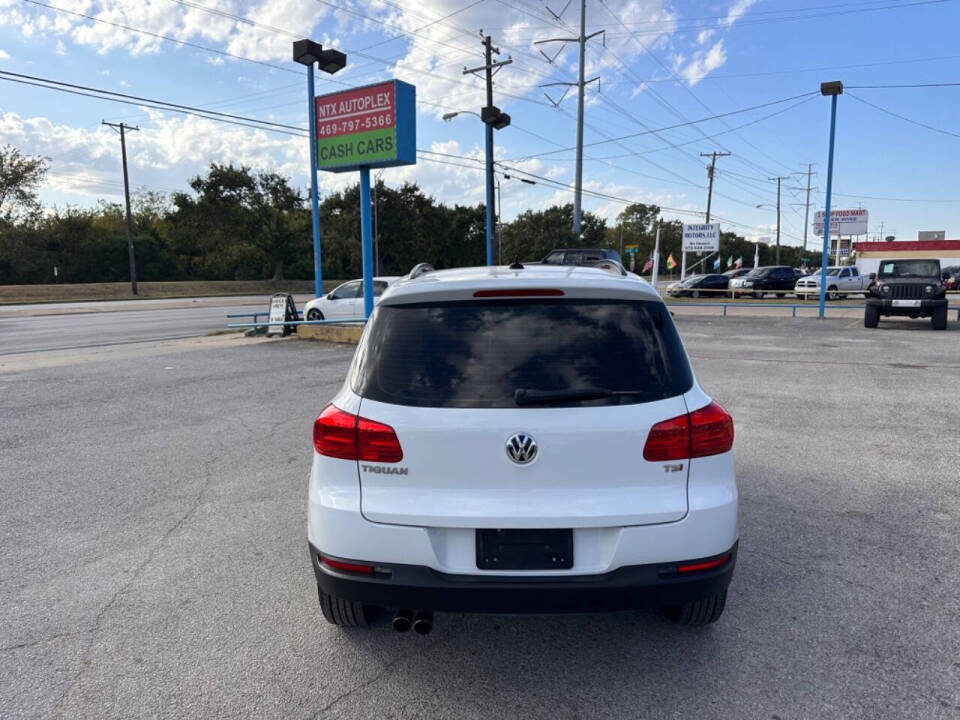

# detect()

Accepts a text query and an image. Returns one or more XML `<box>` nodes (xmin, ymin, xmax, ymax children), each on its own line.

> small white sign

<box><xmin>682</xmin><ymin>223</ymin><xmax>720</xmax><ymax>252</ymax></box>
<box><xmin>814</xmin><ymin>208</ymin><xmax>868</xmax><ymax>236</ymax></box>
<box><xmin>268</xmin><ymin>294</ymin><xmax>289</xmax><ymax>336</ymax></box>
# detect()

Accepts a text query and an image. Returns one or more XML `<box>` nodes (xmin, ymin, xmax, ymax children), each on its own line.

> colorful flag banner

<box><xmin>666</xmin><ymin>253</ymin><xmax>677</xmax><ymax>270</ymax></box>
<box><xmin>734</xmin><ymin>256</ymin><xmax>743</xmax><ymax>268</ymax></box>
<box><xmin>713</xmin><ymin>256</ymin><xmax>721</xmax><ymax>271</ymax></box>
<box><xmin>641</xmin><ymin>256</ymin><xmax>653</xmax><ymax>273</ymax></box>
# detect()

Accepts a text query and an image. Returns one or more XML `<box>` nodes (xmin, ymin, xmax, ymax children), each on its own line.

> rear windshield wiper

<box><xmin>514</xmin><ymin>387</ymin><xmax>650</xmax><ymax>406</ymax></box>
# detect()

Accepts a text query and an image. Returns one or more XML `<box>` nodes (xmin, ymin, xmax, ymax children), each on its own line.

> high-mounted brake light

<box><xmin>642</xmin><ymin>401</ymin><xmax>733</xmax><ymax>462</ymax></box>
<box><xmin>473</xmin><ymin>288</ymin><xmax>565</xmax><ymax>297</ymax></box>
<box><xmin>313</xmin><ymin>404</ymin><xmax>403</xmax><ymax>462</ymax></box>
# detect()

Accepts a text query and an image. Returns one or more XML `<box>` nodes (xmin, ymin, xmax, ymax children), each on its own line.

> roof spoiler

<box><xmin>407</xmin><ymin>263</ymin><xmax>435</xmax><ymax>279</ymax></box>
<box><xmin>591</xmin><ymin>259</ymin><xmax>628</xmax><ymax>277</ymax></box>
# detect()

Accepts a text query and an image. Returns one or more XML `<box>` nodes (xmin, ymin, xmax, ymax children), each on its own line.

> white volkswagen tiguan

<box><xmin>308</xmin><ymin>262</ymin><xmax>738</xmax><ymax>632</ymax></box>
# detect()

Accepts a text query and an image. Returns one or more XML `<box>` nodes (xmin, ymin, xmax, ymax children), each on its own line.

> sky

<box><xmin>1</xmin><ymin>0</ymin><xmax>959</xmax><ymax>250</ymax></box>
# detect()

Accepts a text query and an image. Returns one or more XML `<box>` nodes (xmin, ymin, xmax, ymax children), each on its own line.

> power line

<box><xmin>847</xmin><ymin>92</ymin><xmax>960</xmax><ymax>140</ymax></box>
<box><xmin>601</xmin><ymin>53</ymin><xmax>960</xmax><ymax>85</ymax></box>
<box><xmin>846</xmin><ymin>81</ymin><xmax>960</xmax><ymax>88</ymax></box>
<box><xmin>0</xmin><ymin>69</ymin><xmax>306</xmax><ymax>133</ymax></box>
<box><xmin>516</xmin><ymin>92</ymin><xmax>819</xmax><ymax>159</ymax></box>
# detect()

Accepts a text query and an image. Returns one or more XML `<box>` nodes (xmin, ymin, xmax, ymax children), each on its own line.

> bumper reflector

<box><xmin>676</xmin><ymin>553</ymin><xmax>731</xmax><ymax>574</ymax></box>
<box><xmin>319</xmin><ymin>556</ymin><xmax>374</xmax><ymax>574</ymax></box>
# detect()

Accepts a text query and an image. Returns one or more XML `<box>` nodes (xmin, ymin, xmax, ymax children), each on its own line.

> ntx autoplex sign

<box><xmin>314</xmin><ymin>80</ymin><xmax>415</xmax><ymax>172</ymax></box>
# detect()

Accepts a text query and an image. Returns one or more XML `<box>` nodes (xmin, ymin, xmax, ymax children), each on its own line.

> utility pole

<box><xmin>769</xmin><ymin>175</ymin><xmax>788</xmax><ymax>265</ymax></box>
<box><xmin>684</xmin><ymin>151</ymin><xmax>730</xmax><ymax>279</ymax></box>
<box><xmin>700</xmin><ymin>151</ymin><xmax>730</xmax><ymax>224</ymax></box>
<box><xmin>802</xmin><ymin>163</ymin><xmax>813</xmax><ymax>251</ymax></box>
<box><xmin>535</xmin><ymin>2</ymin><xmax>603</xmax><ymax>238</ymax></box>
<box><xmin>103</xmin><ymin>121</ymin><xmax>139</xmax><ymax>295</ymax></box>
<box><xmin>464</xmin><ymin>35</ymin><xmax>511</xmax><ymax>265</ymax></box>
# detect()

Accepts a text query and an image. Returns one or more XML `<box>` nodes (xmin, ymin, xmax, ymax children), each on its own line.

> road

<box><xmin>1</xmin><ymin>316</ymin><xmax>957</xmax><ymax>719</ymax></box>
<box><xmin>0</xmin><ymin>296</ymin><xmax>311</xmax><ymax>355</ymax></box>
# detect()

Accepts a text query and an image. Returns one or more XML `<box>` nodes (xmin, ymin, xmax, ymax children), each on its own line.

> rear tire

<box><xmin>932</xmin><ymin>306</ymin><xmax>947</xmax><ymax>330</ymax></box>
<box><xmin>664</xmin><ymin>591</ymin><xmax>727</xmax><ymax>626</ymax></box>
<box><xmin>753</xmin><ymin>291</ymin><xmax>763</xmax><ymax>300</ymax></box>
<box><xmin>826</xmin><ymin>285</ymin><xmax>839</xmax><ymax>301</ymax></box>
<box><xmin>317</xmin><ymin>586</ymin><xmax>378</xmax><ymax>627</ymax></box>
<box><xmin>691</xmin><ymin>290</ymin><xmax>700</xmax><ymax>298</ymax></box>
<box><xmin>864</xmin><ymin>305</ymin><xmax>879</xmax><ymax>328</ymax></box>
<box><xmin>776</xmin><ymin>293</ymin><xmax>785</xmax><ymax>298</ymax></box>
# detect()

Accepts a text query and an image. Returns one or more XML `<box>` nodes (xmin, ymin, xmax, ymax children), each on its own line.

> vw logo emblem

<box><xmin>506</xmin><ymin>433</ymin><xmax>538</xmax><ymax>465</ymax></box>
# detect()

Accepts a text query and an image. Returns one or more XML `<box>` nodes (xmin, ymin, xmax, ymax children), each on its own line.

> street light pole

<box><xmin>306</xmin><ymin>66</ymin><xmax>322</xmax><ymax>298</ymax></box>
<box><xmin>293</xmin><ymin>39</ymin><xmax>347</xmax><ymax>298</ymax></box>
<box><xmin>819</xmin><ymin>81</ymin><xmax>843</xmax><ymax>320</ymax></box>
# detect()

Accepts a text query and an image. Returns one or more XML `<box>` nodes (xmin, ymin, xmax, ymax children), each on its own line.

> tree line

<box><xmin>0</xmin><ymin>145</ymin><xmax>822</xmax><ymax>285</ymax></box>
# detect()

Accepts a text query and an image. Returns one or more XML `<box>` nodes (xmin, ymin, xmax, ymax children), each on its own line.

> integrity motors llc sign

<box><xmin>314</xmin><ymin>80</ymin><xmax>416</xmax><ymax>172</ymax></box>
<box><xmin>682</xmin><ymin>223</ymin><xmax>720</xmax><ymax>253</ymax></box>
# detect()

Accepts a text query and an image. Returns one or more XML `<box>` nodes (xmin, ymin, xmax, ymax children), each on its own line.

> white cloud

<box><xmin>721</xmin><ymin>0</ymin><xmax>758</xmax><ymax>27</ymax></box>
<box><xmin>55</xmin><ymin>40</ymin><xmax>67</xmax><ymax>56</ymax></box>
<box><xmin>679</xmin><ymin>40</ymin><xmax>727</xmax><ymax>86</ymax></box>
<box><xmin>697</xmin><ymin>29</ymin><xmax>715</xmax><ymax>46</ymax></box>
<box><xmin>0</xmin><ymin>49</ymin><xmax>9</xmax><ymax>60</ymax></box>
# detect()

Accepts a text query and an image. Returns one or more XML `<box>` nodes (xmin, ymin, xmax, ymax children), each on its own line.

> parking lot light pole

<box><xmin>819</xmin><ymin>81</ymin><xmax>843</xmax><ymax>320</ymax></box>
<box><xmin>293</xmin><ymin>39</ymin><xmax>347</xmax><ymax>299</ymax></box>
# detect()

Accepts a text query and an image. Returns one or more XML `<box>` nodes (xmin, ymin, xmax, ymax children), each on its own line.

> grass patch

<box><xmin>0</xmin><ymin>279</ymin><xmax>339</xmax><ymax>305</ymax></box>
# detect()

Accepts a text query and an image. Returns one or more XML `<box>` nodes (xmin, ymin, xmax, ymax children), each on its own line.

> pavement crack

<box><xmin>48</xmin><ymin>456</ymin><xmax>220</xmax><ymax>719</ymax></box>
<box><xmin>747</xmin><ymin>547</ymin><xmax>884</xmax><ymax>594</ymax></box>
<box><xmin>309</xmin><ymin>633</ymin><xmax>455</xmax><ymax>719</ymax></box>
<box><xmin>0</xmin><ymin>629</ymin><xmax>90</xmax><ymax>654</ymax></box>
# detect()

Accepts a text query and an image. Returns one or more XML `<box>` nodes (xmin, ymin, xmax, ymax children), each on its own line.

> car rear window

<box><xmin>350</xmin><ymin>299</ymin><xmax>693</xmax><ymax>408</ymax></box>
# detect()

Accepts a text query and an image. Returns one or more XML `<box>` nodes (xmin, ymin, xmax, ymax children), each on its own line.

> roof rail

<box><xmin>591</xmin><ymin>259</ymin><xmax>628</xmax><ymax>277</ymax></box>
<box><xmin>407</xmin><ymin>262</ymin><xmax>435</xmax><ymax>279</ymax></box>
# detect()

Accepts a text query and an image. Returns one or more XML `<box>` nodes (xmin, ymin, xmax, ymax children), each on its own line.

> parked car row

<box><xmin>305</xmin><ymin>261</ymin><xmax>959</xmax><ymax>318</ymax></box>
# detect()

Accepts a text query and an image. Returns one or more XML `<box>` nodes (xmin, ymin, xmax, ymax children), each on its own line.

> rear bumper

<box><xmin>866</xmin><ymin>297</ymin><xmax>946</xmax><ymax>316</ymax></box>
<box><xmin>310</xmin><ymin>542</ymin><xmax>737</xmax><ymax>613</ymax></box>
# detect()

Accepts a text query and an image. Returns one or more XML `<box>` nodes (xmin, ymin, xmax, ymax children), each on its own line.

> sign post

<box><xmin>313</xmin><ymin>80</ymin><xmax>416</xmax><ymax>318</ymax></box>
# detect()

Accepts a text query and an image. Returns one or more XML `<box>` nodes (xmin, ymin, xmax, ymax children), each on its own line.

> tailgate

<box><xmin>356</xmin><ymin>397</ymin><xmax>689</xmax><ymax>529</ymax></box>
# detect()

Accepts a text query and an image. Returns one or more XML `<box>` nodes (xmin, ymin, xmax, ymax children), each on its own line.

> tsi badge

<box><xmin>506</xmin><ymin>433</ymin><xmax>538</xmax><ymax>465</ymax></box>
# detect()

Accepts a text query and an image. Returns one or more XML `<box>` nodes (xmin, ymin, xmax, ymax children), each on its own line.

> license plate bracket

<box><xmin>892</xmin><ymin>299</ymin><xmax>921</xmax><ymax>307</ymax></box>
<box><xmin>476</xmin><ymin>529</ymin><xmax>573</xmax><ymax>570</ymax></box>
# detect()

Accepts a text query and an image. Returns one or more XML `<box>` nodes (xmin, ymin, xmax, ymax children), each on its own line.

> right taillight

<box><xmin>643</xmin><ymin>401</ymin><xmax>733</xmax><ymax>461</ymax></box>
<box><xmin>313</xmin><ymin>404</ymin><xmax>403</xmax><ymax>463</ymax></box>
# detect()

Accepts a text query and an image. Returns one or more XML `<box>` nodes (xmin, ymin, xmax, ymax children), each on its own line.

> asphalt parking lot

<box><xmin>2</xmin><ymin>315</ymin><xmax>958</xmax><ymax>719</ymax></box>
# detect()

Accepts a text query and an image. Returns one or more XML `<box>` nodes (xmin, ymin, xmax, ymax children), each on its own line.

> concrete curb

<box><xmin>295</xmin><ymin>324</ymin><xmax>363</xmax><ymax>344</ymax></box>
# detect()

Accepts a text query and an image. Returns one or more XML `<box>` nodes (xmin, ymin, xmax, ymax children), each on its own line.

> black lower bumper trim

<box><xmin>310</xmin><ymin>542</ymin><xmax>737</xmax><ymax>614</ymax></box>
<box><xmin>866</xmin><ymin>297</ymin><xmax>947</xmax><ymax>316</ymax></box>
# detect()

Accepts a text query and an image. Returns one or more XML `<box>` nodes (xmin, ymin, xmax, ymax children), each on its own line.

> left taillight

<box><xmin>313</xmin><ymin>404</ymin><xmax>403</xmax><ymax>462</ymax></box>
<box><xmin>643</xmin><ymin>401</ymin><xmax>734</xmax><ymax>462</ymax></box>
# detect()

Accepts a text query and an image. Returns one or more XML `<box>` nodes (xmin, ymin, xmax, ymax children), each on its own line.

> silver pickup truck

<box><xmin>795</xmin><ymin>266</ymin><xmax>873</xmax><ymax>300</ymax></box>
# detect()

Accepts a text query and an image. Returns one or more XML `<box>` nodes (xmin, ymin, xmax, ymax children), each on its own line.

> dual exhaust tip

<box><xmin>392</xmin><ymin>609</ymin><xmax>432</xmax><ymax>635</ymax></box>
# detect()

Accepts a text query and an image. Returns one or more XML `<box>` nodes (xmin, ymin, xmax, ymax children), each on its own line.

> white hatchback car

<box><xmin>303</xmin><ymin>276</ymin><xmax>400</xmax><ymax>321</ymax></box>
<box><xmin>308</xmin><ymin>262</ymin><xmax>737</xmax><ymax>633</ymax></box>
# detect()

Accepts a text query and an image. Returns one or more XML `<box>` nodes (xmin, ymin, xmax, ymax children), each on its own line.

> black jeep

<box><xmin>864</xmin><ymin>258</ymin><xmax>948</xmax><ymax>330</ymax></box>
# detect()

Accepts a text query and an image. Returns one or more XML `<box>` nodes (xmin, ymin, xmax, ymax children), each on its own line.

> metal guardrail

<box><xmin>664</xmin><ymin>301</ymin><xmax>960</xmax><ymax>320</ymax></box>
<box><xmin>226</xmin><ymin>312</ymin><xmax>366</xmax><ymax>333</ymax></box>
<box><xmin>228</xmin><ymin>295</ymin><xmax>957</xmax><ymax>334</ymax></box>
